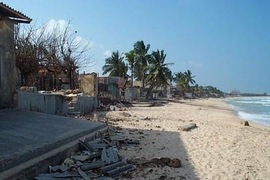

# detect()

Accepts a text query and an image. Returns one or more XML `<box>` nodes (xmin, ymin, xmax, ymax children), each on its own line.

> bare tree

<box><xmin>14</xmin><ymin>24</ymin><xmax>46</xmax><ymax>86</ymax></box>
<box><xmin>15</xmin><ymin>20</ymin><xmax>94</xmax><ymax>90</ymax></box>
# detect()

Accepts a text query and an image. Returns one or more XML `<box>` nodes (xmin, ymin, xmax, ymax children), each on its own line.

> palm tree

<box><xmin>175</xmin><ymin>75</ymin><xmax>188</xmax><ymax>98</ymax></box>
<box><xmin>102</xmin><ymin>51</ymin><xmax>128</xmax><ymax>77</ymax></box>
<box><xmin>174</xmin><ymin>70</ymin><xmax>196</xmax><ymax>98</ymax></box>
<box><xmin>133</xmin><ymin>40</ymin><xmax>150</xmax><ymax>90</ymax></box>
<box><xmin>183</xmin><ymin>70</ymin><xmax>196</xmax><ymax>86</ymax></box>
<box><xmin>125</xmin><ymin>50</ymin><xmax>135</xmax><ymax>87</ymax></box>
<box><xmin>146</xmin><ymin>49</ymin><xmax>173</xmax><ymax>97</ymax></box>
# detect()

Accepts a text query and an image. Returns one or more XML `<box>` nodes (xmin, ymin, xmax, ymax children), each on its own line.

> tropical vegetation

<box><xmin>15</xmin><ymin>21</ymin><xmax>224</xmax><ymax>98</ymax></box>
<box><xmin>102</xmin><ymin>40</ymin><xmax>224</xmax><ymax>99</ymax></box>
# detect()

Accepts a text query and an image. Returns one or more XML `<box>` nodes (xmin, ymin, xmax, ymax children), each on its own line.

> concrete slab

<box><xmin>0</xmin><ymin>109</ymin><xmax>106</xmax><ymax>173</ymax></box>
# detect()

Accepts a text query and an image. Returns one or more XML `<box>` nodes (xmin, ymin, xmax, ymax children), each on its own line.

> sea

<box><xmin>225</xmin><ymin>97</ymin><xmax>270</xmax><ymax>126</ymax></box>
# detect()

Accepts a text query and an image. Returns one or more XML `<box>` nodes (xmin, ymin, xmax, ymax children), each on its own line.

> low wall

<box><xmin>125</xmin><ymin>87</ymin><xmax>139</xmax><ymax>102</ymax></box>
<box><xmin>18</xmin><ymin>91</ymin><xmax>98</xmax><ymax>115</ymax></box>
<box><xmin>74</xmin><ymin>96</ymin><xmax>98</xmax><ymax>114</ymax></box>
<box><xmin>17</xmin><ymin>91</ymin><xmax>68</xmax><ymax>115</ymax></box>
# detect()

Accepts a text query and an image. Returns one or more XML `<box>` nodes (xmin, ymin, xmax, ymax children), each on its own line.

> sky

<box><xmin>5</xmin><ymin>0</ymin><xmax>270</xmax><ymax>93</ymax></box>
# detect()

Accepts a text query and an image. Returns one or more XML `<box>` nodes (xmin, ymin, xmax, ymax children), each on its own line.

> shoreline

<box><xmin>222</xmin><ymin>97</ymin><xmax>270</xmax><ymax>130</ymax></box>
<box><xmin>105</xmin><ymin>97</ymin><xmax>270</xmax><ymax>179</ymax></box>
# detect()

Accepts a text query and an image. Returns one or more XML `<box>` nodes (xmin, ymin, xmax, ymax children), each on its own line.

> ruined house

<box><xmin>0</xmin><ymin>2</ymin><xmax>31</xmax><ymax>108</ymax></box>
<box><xmin>79</xmin><ymin>73</ymin><xmax>98</xmax><ymax>96</ymax></box>
<box><xmin>98</xmin><ymin>76</ymin><xmax>126</xmax><ymax>100</ymax></box>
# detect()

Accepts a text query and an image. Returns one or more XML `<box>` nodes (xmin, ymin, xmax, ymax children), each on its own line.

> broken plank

<box><xmin>36</xmin><ymin>172</ymin><xmax>80</xmax><ymax>178</ymax></box>
<box><xmin>106</xmin><ymin>164</ymin><xmax>135</xmax><ymax>177</ymax></box>
<box><xmin>79</xmin><ymin>140</ymin><xmax>97</xmax><ymax>152</ymax></box>
<box><xmin>70</xmin><ymin>155</ymin><xmax>90</xmax><ymax>162</ymax></box>
<box><xmin>103</xmin><ymin>138</ymin><xmax>114</xmax><ymax>147</ymax></box>
<box><xmin>100</xmin><ymin>161</ymin><xmax>126</xmax><ymax>173</ymax></box>
<box><xmin>88</xmin><ymin>143</ymin><xmax>109</xmax><ymax>149</ymax></box>
<box><xmin>81</xmin><ymin>161</ymin><xmax>104</xmax><ymax>171</ymax></box>
<box><xmin>77</xmin><ymin>168</ymin><xmax>90</xmax><ymax>180</ymax></box>
<box><xmin>49</xmin><ymin>165</ymin><xmax>68</xmax><ymax>173</ymax></box>
<box><xmin>35</xmin><ymin>177</ymin><xmax>73</xmax><ymax>180</ymax></box>
<box><xmin>87</xmin><ymin>152</ymin><xmax>101</xmax><ymax>159</ymax></box>
<box><xmin>124</xmin><ymin>139</ymin><xmax>140</xmax><ymax>144</ymax></box>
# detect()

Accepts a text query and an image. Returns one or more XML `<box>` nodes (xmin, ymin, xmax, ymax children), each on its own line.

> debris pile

<box><xmin>35</xmin><ymin>130</ymin><xmax>137</xmax><ymax>180</ymax></box>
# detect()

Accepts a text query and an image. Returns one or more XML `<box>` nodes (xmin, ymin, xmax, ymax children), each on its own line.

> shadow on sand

<box><xmin>97</xmin><ymin>104</ymin><xmax>199</xmax><ymax>180</ymax></box>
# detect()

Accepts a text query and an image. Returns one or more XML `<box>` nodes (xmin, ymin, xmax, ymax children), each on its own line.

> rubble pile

<box><xmin>35</xmin><ymin>129</ymin><xmax>138</xmax><ymax>180</ymax></box>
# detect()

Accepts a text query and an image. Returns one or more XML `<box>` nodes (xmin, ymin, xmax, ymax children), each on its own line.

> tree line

<box><xmin>15</xmin><ymin>22</ymin><xmax>223</xmax><ymax>98</ymax></box>
<box><xmin>102</xmin><ymin>40</ymin><xmax>224</xmax><ymax>98</ymax></box>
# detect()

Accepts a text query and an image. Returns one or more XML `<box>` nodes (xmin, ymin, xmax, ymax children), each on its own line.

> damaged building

<box><xmin>0</xmin><ymin>2</ymin><xmax>32</xmax><ymax>109</ymax></box>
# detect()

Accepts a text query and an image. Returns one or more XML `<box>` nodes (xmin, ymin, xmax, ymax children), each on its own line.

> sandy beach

<box><xmin>104</xmin><ymin>98</ymin><xmax>270</xmax><ymax>179</ymax></box>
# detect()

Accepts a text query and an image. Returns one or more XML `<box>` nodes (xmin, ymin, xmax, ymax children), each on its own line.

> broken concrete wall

<box><xmin>17</xmin><ymin>91</ymin><xmax>68</xmax><ymax>115</ymax></box>
<box><xmin>125</xmin><ymin>87</ymin><xmax>139</xmax><ymax>102</ymax></box>
<box><xmin>0</xmin><ymin>17</ymin><xmax>17</xmax><ymax>109</ymax></box>
<box><xmin>79</xmin><ymin>73</ymin><xmax>97</xmax><ymax>96</ymax></box>
<box><xmin>74</xmin><ymin>96</ymin><xmax>98</xmax><ymax>114</ymax></box>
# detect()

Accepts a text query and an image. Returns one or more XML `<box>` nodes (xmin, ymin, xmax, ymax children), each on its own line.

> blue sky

<box><xmin>6</xmin><ymin>0</ymin><xmax>270</xmax><ymax>93</ymax></box>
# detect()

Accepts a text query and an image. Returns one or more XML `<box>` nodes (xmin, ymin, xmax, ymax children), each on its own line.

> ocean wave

<box><xmin>234</xmin><ymin>100</ymin><xmax>270</xmax><ymax>106</ymax></box>
<box><xmin>238</xmin><ymin>111</ymin><xmax>270</xmax><ymax>126</ymax></box>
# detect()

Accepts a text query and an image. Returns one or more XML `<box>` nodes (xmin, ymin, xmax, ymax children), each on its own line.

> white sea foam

<box><xmin>226</xmin><ymin>97</ymin><xmax>270</xmax><ymax>126</ymax></box>
<box><xmin>234</xmin><ymin>99</ymin><xmax>270</xmax><ymax>106</ymax></box>
<box><xmin>238</xmin><ymin>111</ymin><xmax>270</xmax><ymax>126</ymax></box>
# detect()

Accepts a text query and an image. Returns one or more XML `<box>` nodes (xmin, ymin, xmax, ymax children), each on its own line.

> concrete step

<box><xmin>0</xmin><ymin>110</ymin><xmax>107</xmax><ymax>179</ymax></box>
<box><xmin>0</xmin><ymin>126</ymin><xmax>108</xmax><ymax>180</ymax></box>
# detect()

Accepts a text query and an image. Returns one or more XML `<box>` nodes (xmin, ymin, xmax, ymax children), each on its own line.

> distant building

<box><xmin>0</xmin><ymin>2</ymin><xmax>32</xmax><ymax>108</ymax></box>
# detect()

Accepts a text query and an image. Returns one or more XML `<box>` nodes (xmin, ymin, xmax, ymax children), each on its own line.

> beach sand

<box><xmin>104</xmin><ymin>98</ymin><xmax>270</xmax><ymax>179</ymax></box>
